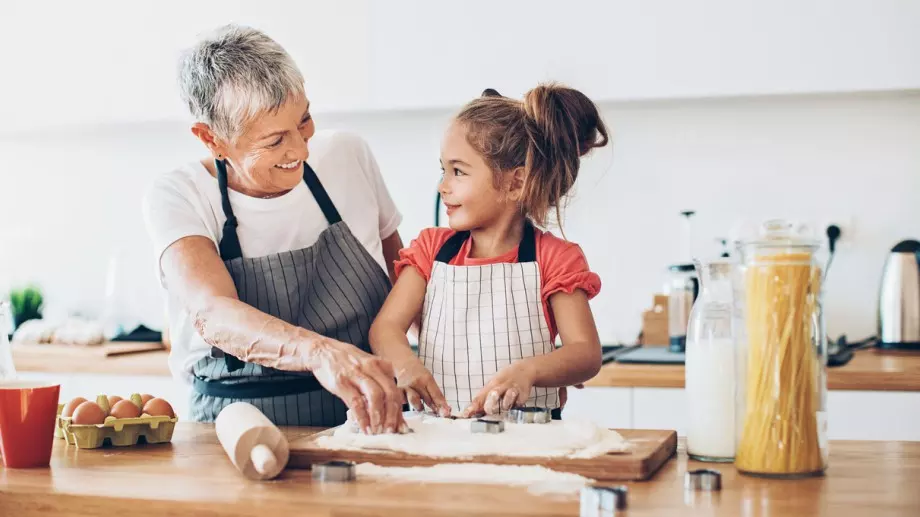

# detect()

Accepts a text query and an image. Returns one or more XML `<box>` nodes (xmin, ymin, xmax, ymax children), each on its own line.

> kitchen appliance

<box><xmin>878</xmin><ymin>239</ymin><xmax>920</xmax><ymax>350</ymax></box>
<box><xmin>667</xmin><ymin>210</ymin><xmax>699</xmax><ymax>353</ymax></box>
<box><xmin>667</xmin><ymin>264</ymin><xmax>698</xmax><ymax>352</ymax></box>
<box><xmin>617</xmin><ymin>211</ymin><xmax>699</xmax><ymax>365</ymax></box>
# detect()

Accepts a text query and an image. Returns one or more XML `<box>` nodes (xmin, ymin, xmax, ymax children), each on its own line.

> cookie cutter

<box><xmin>312</xmin><ymin>460</ymin><xmax>357</xmax><ymax>483</ymax></box>
<box><xmin>685</xmin><ymin>469</ymin><xmax>722</xmax><ymax>491</ymax></box>
<box><xmin>470</xmin><ymin>418</ymin><xmax>505</xmax><ymax>434</ymax></box>
<box><xmin>506</xmin><ymin>406</ymin><xmax>552</xmax><ymax>424</ymax></box>
<box><xmin>413</xmin><ymin>407</ymin><xmax>458</xmax><ymax>420</ymax></box>
<box><xmin>580</xmin><ymin>485</ymin><xmax>628</xmax><ymax>516</ymax></box>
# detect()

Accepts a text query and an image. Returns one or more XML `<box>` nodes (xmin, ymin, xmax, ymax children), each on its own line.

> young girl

<box><xmin>369</xmin><ymin>83</ymin><xmax>608</xmax><ymax>419</ymax></box>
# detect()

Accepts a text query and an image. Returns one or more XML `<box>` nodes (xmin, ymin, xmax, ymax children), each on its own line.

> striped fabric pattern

<box><xmin>190</xmin><ymin>222</ymin><xmax>390</xmax><ymax>426</ymax></box>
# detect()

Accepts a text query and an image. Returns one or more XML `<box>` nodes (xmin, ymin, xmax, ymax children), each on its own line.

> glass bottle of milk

<box><xmin>685</xmin><ymin>259</ymin><xmax>736</xmax><ymax>462</ymax></box>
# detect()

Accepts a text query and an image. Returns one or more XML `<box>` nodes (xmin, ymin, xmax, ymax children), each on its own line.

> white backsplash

<box><xmin>1</xmin><ymin>91</ymin><xmax>918</xmax><ymax>344</ymax></box>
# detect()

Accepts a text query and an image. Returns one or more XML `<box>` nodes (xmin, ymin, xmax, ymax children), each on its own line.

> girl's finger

<box><xmin>405</xmin><ymin>387</ymin><xmax>424</xmax><ymax>412</ymax></box>
<box><xmin>483</xmin><ymin>389</ymin><xmax>503</xmax><ymax>415</ymax></box>
<box><xmin>501</xmin><ymin>388</ymin><xmax>519</xmax><ymax>412</ymax></box>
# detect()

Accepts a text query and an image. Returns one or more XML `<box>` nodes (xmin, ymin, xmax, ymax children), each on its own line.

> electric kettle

<box><xmin>878</xmin><ymin>239</ymin><xmax>920</xmax><ymax>350</ymax></box>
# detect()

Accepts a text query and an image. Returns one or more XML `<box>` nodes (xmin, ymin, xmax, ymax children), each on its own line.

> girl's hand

<box><xmin>394</xmin><ymin>357</ymin><xmax>451</xmax><ymax>417</ymax></box>
<box><xmin>461</xmin><ymin>361</ymin><xmax>537</xmax><ymax>418</ymax></box>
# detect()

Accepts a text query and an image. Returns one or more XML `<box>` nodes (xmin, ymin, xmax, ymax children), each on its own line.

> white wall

<box><xmin>5</xmin><ymin>0</ymin><xmax>920</xmax><ymax>131</ymax></box>
<box><xmin>1</xmin><ymin>91</ymin><xmax>919</xmax><ymax>342</ymax></box>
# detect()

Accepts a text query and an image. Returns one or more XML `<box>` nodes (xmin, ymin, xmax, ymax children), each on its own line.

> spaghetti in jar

<box><xmin>735</xmin><ymin>220</ymin><xmax>828</xmax><ymax>478</ymax></box>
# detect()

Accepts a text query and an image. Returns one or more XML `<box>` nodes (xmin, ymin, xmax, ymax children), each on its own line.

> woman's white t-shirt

<box><xmin>142</xmin><ymin>130</ymin><xmax>402</xmax><ymax>383</ymax></box>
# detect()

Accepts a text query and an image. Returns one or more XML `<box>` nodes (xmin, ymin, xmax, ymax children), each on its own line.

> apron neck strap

<box><xmin>215</xmin><ymin>160</ymin><xmax>343</xmax><ymax>261</ymax></box>
<box><xmin>434</xmin><ymin>221</ymin><xmax>537</xmax><ymax>263</ymax></box>
<box><xmin>216</xmin><ymin>159</ymin><xmax>243</xmax><ymax>261</ymax></box>
<box><xmin>302</xmin><ymin>162</ymin><xmax>342</xmax><ymax>225</ymax></box>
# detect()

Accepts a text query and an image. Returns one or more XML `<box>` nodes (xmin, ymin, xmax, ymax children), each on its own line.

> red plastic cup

<box><xmin>0</xmin><ymin>381</ymin><xmax>61</xmax><ymax>468</ymax></box>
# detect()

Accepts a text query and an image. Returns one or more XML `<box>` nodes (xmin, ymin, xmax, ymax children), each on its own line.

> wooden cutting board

<box><xmin>288</xmin><ymin>428</ymin><xmax>677</xmax><ymax>482</ymax></box>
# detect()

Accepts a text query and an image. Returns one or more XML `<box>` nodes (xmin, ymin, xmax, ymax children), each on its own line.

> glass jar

<box><xmin>735</xmin><ymin>220</ymin><xmax>828</xmax><ymax>478</ymax></box>
<box><xmin>685</xmin><ymin>259</ymin><xmax>737</xmax><ymax>462</ymax></box>
<box><xmin>0</xmin><ymin>301</ymin><xmax>15</xmax><ymax>380</ymax></box>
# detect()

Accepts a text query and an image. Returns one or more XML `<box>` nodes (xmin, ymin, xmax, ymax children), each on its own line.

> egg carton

<box><xmin>59</xmin><ymin>415</ymin><xmax>179</xmax><ymax>449</ymax></box>
<box><xmin>55</xmin><ymin>403</ymin><xmax>65</xmax><ymax>439</ymax></box>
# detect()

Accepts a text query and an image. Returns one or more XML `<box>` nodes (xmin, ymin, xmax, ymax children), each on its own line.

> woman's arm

<box><xmin>161</xmin><ymin>236</ymin><xmax>404</xmax><ymax>434</ymax></box>
<box><xmin>369</xmin><ymin>267</ymin><xmax>449</xmax><ymax>415</ymax></box>
<box><xmin>461</xmin><ymin>289</ymin><xmax>601</xmax><ymax>417</ymax></box>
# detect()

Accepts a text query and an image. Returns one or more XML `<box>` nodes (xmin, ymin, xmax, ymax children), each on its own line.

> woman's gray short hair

<box><xmin>178</xmin><ymin>24</ymin><xmax>305</xmax><ymax>141</ymax></box>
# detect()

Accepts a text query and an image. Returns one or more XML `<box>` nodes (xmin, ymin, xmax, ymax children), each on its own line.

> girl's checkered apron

<box><xmin>417</xmin><ymin>223</ymin><xmax>561</xmax><ymax>413</ymax></box>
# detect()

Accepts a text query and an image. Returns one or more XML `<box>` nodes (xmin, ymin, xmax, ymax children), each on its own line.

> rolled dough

<box><xmin>315</xmin><ymin>412</ymin><xmax>629</xmax><ymax>459</ymax></box>
<box><xmin>355</xmin><ymin>463</ymin><xmax>591</xmax><ymax>494</ymax></box>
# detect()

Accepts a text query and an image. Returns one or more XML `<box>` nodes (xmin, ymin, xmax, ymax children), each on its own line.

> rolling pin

<box><xmin>215</xmin><ymin>402</ymin><xmax>290</xmax><ymax>480</ymax></box>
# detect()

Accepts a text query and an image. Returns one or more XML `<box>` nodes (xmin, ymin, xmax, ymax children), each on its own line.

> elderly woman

<box><xmin>143</xmin><ymin>24</ymin><xmax>405</xmax><ymax>434</ymax></box>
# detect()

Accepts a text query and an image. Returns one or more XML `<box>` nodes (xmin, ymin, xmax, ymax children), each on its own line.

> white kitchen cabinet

<box><xmin>626</xmin><ymin>386</ymin><xmax>920</xmax><ymax>441</ymax></box>
<box><xmin>0</xmin><ymin>0</ymin><xmax>374</xmax><ymax>132</ymax></box>
<box><xmin>562</xmin><ymin>387</ymin><xmax>632</xmax><ymax>429</ymax></box>
<box><xmin>632</xmin><ymin>387</ymin><xmax>687</xmax><ymax>435</ymax></box>
<box><xmin>3</xmin><ymin>0</ymin><xmax>919</xmax><ymax>132</ymax></box>
<box><xmin>826</xmin><ymin>390</ymin><xmax>920</xmax><ymax>441</ymax></box>
<box><xmin>367</xmin><ymin>0</ymin><xmax>920</xmax><ymax>110</ymax></box>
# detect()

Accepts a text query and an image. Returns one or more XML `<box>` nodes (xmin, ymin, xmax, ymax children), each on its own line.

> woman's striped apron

<box><xmin>189</xmin><ymin>159</ymin><xmax>390</xmax><ymax>426</ymax></box>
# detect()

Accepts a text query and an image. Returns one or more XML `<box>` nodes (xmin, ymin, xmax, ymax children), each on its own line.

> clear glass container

<box><xmin>735</xmin><ymin>220</ymin><xmax>828</xmax><ymax>478</ymax></box>
<box><xmin>0</xmin><ymin>301</ymin><xmax>16</xmax><ymax>380</ymax></box>
<box><xmin>685</xmin><ymin>259</ymin><xmax>736</xmax><ymax>462</ymax></box>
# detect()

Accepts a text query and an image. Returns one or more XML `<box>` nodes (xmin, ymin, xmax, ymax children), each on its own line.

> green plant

<box><xmin>9</xmin><ymin>285</ymin><xmax>43</xmax><ymax>329</ymax></box>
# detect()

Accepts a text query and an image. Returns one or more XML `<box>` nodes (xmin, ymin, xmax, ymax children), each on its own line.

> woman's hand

<box><xmin>461</xmin><ymin>361</ymin><xmax>537</xmax><ymax>418</ymax></box>
<box><xmin>393</xmin><ymin>357</ymin><xmax>450</xmax><ymax>416</ymax></box>
<box><xmin>308</xmin><ymin>339</ymin><xmax>406</xmax><ymax>435</ymax></box>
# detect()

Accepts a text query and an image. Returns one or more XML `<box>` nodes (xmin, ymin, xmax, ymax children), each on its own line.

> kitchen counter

<box><xmin>587</xmin><ymin>348</ymin><xmax>920</xmax><ymax>391</ymax></box>
<box><xmin>12</xmin><ymin>343</ymin><xmax>171</xmax><ymax>377</ymax></box>
<box><xmin>15</xmin><ymin>343</ymin><xmax>920</xmax><ymax>392</ymax></box>
<box><xmin>1</xmin><ymin>423</ymin><xmax>918</xmax><ymax>516</ymax></box>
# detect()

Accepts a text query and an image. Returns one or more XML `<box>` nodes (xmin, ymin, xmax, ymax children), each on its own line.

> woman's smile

<box><xmin>274</xmin><ymin>160</ymin><xmax>302</xmax><ymax>170</ymax></box>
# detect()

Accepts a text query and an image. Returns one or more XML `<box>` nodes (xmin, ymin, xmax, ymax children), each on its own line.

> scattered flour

<box><xmin>354</xmin><ymin>462</ymin><xmax>591</xmax><ymax>495</ymax></box>
<box><xmin>314</xmin><ymin>412</ymin><xmax>629</xmax><ymax>459</ymax></box>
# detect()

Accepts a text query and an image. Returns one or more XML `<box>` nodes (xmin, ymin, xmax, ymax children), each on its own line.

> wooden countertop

<box><xmin>1</xmin><ymin>423</ymin><xmax>917</xmax><ymax>516</ymax></box>
<box><xmin>12</xmin><ymin>343</ymin><xmax>171</xmax><ymax>377</ymax></box>
<box><xmin>587</xmin><ymin>348</ymin><xmax>920</xmax><ymax>391</ymax></box>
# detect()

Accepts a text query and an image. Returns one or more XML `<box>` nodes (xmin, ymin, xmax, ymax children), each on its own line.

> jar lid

<box><xmin>740</xmin><ymin>219</ymin><xmax>820</xmax><ymax>250</ymax></box>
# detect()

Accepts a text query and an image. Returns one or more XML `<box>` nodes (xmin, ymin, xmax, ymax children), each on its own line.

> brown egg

<box><xmin>110</xmin><ymin>399</ymin><xmax>142</xmax><ymax>419</ymax></box>
<box><xmin>71</xmin><ymin>401</ymin><xmax>107</xmax><ymax>425</ymax></box>
<box><xmin>62</xmin><ymin>397</ymin><xmax>88</xmax><ymax>418</ymax></box>
<box><xmin>107</xmin><ymin>395</ymin><xmax>124</xmax><ymax>408</ymax></box>
<box><xmin>142</xmin><ymin>398</ymin><xmax>175</xmax><ymax>418</ymax></box>
<box><xmin>139</xmin><ymin>394</ymin><xmax>154</xmax><ymax>406</ymax></box>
